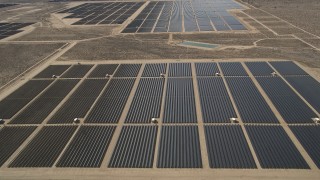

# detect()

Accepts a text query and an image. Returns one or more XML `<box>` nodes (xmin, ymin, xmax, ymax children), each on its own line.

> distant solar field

<box><xmin>58</xmin><ymin>2</ymin><xmax>144</xmax><ymax>25</ymax></box>
<box><xmin>122</xmin><ymin>0</ymin><xmax>247</xmax><ymax>33</ymax></box>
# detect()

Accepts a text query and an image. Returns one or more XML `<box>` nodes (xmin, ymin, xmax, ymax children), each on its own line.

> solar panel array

<box><xmin>122</xmin><ymin>0</ymin><xmax>246</xmax><ymax>33</ymax></box>
<box><xmin>1</xmin><ymin>61</ymin><xmax>320</xmax><ymax>169</ymax></box>
<box><xmin>0</xmin><ymin>23</ymin><xmax>34</xmax><ymax>40</ymax></box>
<box><xmin>205</xmin><ymin>125</ymin><xmax>256</xmax><ymax>168</ymax></box>
<box><xmin>58</xmin><ymin>2</ymin><xmax>144</xmax><ymax>25</ymax></box>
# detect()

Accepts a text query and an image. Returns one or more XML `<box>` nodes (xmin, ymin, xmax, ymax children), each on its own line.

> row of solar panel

<box><xmin>58</xmin><ymin>2</ymin><xmax>144</xmax><ymax>25</ymax></box>
<box><xmin>1</xmin><ymin>125</ymin><xmax>320</xmax><ymax>168</ymax></box>
<box><xmin>245</xmin><ymin>61</ymin><xmax>320</xmax><ymax>121</ymax></box>
<box><xmin>33</xmin><ymin>61</ymin><xmax>309</xmax><ymax>79</ymax></box>
<box><xmin>122</xmin><ymin>0</ymin><xmax>246</xmax><ymax>33</ymax></box>
<box><xmin>0</xmin><ymin>23</ymin><xmax>33</xmax><ymax>40</ymax></box>
<box><xmin>1</xmin><ymin>61</ymin><xmax>319</xmax><ymax>124</ymax></box>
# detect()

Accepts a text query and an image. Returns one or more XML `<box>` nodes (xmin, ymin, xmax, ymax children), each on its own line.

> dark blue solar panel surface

<box><xmin>114</xmin><ymin>64</ymin><xmax>141</xmax><ymax>77</ymax></box>
<box><xmin>34</xmin><ymin>65</ymin><xmax>71</xmax><ymax>78</ymax></box>
<box><xmin>256</xmin><ymin>77</ymin><xmax>317</xmax><ymax>123</ymax></box>
<box><xmin>126</xmin><ymin>78</ymin><xmax>164</xmax><ymax>123</ymax></box>
<box><xmin>157</xmin><ymin>125</ymin><xmax>202</xmax><ymax>168</ymax></box>
<box><xmin>9</xmin><ymin>79</ymin><xmax>79</xmax><ymax>124</ymax></box>
<box><xmin>0</xmin><ymin>126</ymin><xmax>36</xmax><ymax>166</ymax></box>
<box><xmin>109</xmin><ymin>126</ymin><xmax>157</xmax><ymax>168</ymax></box>
<box><xmin>57</xmin><ymin>126</ymin><xmax>115</xmax><ymax>167</ymax></box>
<box><xmin>245</xmin><ymin>62</ymin><xmax>274</xmax><ymax>76</ymax></box>
<box><xmin>168</xmin><ymin>63</ymin><xmax>192</xmax><ymax>77</ymax></box>
<box><xmin>142</xmin><ymin>63</ymin><xmax>167</xmax><ymax>77</ymax></box>
<box><xmin>163</xmin><ymin>78</ymin><xmax>196</xmax><ymax>123</ymax></box>
<box><xmin>0</xmin><ymin>80</ymin><xmax>53</xmax><ymax>119</ymax></box>
<box><xmin>269</xmin><ymin>61</ymin><xmax>308</xmax><ymax>76</ymax></box>
<box><xmin>197</xmin><ymin>77</ymin><xmax>236</xmax><ymax>123</ymax></box>
<box><xmin>58</xmin><ymin>2</ymin><xmax>144</xmax><ymax>25</ymax></box>
<box><xmin>85</xmin><ymin>78</ymin><xmax>135</xmax><ymax>123</ymax></box>
<box><xmin>219</xmin><ymin>62</ymin><xmax>248</xmax><ymax>76</ymax></box>
<box><xmin>290</xmin><ymin>125</ymin><xmax>320</xmax><ymax>168</ymax></box>
<box><xmin>226</xmin><ymin>77</ymin><xmax>278</xmax><ymax>123</ymax></box>
<box><xmin>205</xmin><ymin>125</ymin><xmax>256</xmax><ymax>168</ymax></box>
<box><xmin>246</xmin><ymin>125</ymin><xmax>309</xmax><ymax>169</ymax></box>
<box><xmin>9</xmin><ymin>126</ymin><xmax>77</xmax><ymax>167</ymax></box>
<box><xmin>284</xmin><ymin>76</ymin><xmax>320</xmax><ymax>113</ymax></box>
<box><xmin>195</xmin><ymin>63</ymin><xmax>220</xmax><ymax>76</ymax></box>
<box><xmin>0</xmin><ymin>22</ymin><xmax>34</xmax><ymax>40</ymax></box>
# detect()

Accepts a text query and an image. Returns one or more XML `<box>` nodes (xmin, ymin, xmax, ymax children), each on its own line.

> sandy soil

<box><xmin>58</xmin><ymin>34</ymin><xmax>320</xmax><ymax>68</ymax></box>
<box><xmin>246</xmin><ymin>0</ymin><xmax>320</xmax><ymax>36</ymax></box>
<box><xmin>0</xmin><ymin>43</ymin><xmax>65</xmax><ymax>86</ymax></box>
<box><xmin>16</xmin><ymin>26</ymin><xmax>114</xmax><ymax>41</ymax></box>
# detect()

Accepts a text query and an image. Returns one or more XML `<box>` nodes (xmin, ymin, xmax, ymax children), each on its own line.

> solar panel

<box><xmin>163</xmin><ymin>78</ymin><xmax>197</xmax><ymax>123</ymax></box>
<box><xmin>60</xmin><ymin>65</ymin><xmax>93</xmax><ymax>78</ymax></box>
<box><xmin>0</xmin><ymin>99</ymin><xmax>33</xmax><ymax>120</ymax></box>
<box><xmin>9</xmin><ymin>126</ymin><xmax>77</xmax><ymax>167</ymax></box>
<box><xmin>0</xmin><ymin>126</ymin><xmax>36</xmax><ymax>166</ymax></box>
<box><xmin>195</xmin><ymin>63</ymin><xmax>220</xmax><ymax>76</ymax></box>
<box><xmin>122</xmin><ymin>0</ymin><xmax>246</xmax><ymax>33</ymax></box>
<box><xmin>226</xmin><ymin>77</ymin><xmax>279</xmax><ymax>123</ymax></box>
<box><xmin>205</xmin><ymin>125</ymin><xmax>256</xmax><ymax>168</ymax></box>
<box><xmin>10</xmin><ymin>80</ymin><xmax>79</xmax><ymax>124</ymax></box>
<box><xmin>109</xmin><ymin>126</ymin><xmax>157</xmax><ymax>168</ymax></box>
<box><xmin>256</xmin><ymin>77</ymin><xmax>317</xmax><ymax>123</ymax></box>
<box><xmin>49</xmin><ymin>78</ymin><xmax>108</xmax><ymax>120</ymax></box>
<box><xmin>2</xmin><ymin>61</ymin><xmax>319</xmax><ymax>173</ymax></box>
<box><xmin>142</xmin><ymin>63</ymin><xmax>167</xmax><ymax>77</ymax></box>
<box><xmin>290</xmin><ymin>125</ymin><xmax>320</xmax><ymax>168</ymax></box>
<box><xmin>245</xmin><ymin>62</ymin><xmax>274</xmax><ymax>76</ymax></box>
<box><xmin>219</xmin><ymin>62</ymin><xmax>248</xmax><ymax>76</ymax></box>
<box><xmin>168</xmin><ymin>63</ymin><xmax>192</xmax><ymax>77</ymax></box>
<box><xmin>100</xmin><ymin>78</ymin><xmax>136</xmax><ymax>98</ymax></box>
<box><xmin>57</xmin><ymin>126</ymin><xmax>115</xmax><ymax>167</ymax></box>
<box><xmin>197</xmin><ymin>77</ymin><xmax>229</xmax><ymax>97</ymax></box>
<box><xmin>0</xmin><ymin>22</ymin><xmax>33</xmax><ymax>39</ymax></box>
<box><xmin>34</xmin><ymin>65</ymin><xmax>71</xmax><ymax>78</ymax></box>
<box><xmin>85</xmin><ymin>98</ymin><xmax>128</xmax><ymax>123</ymax></box>
<box><xmin>85</xmin><ymin>79</ymin><xmax>135</xmax><ymax>123</ymax></box>
<box><xmin>197</xmin><ymin>77</ymin><xmax>236</xmax><ymax>123</ymax></box>
<box><xmin>201</xmin><ymin>96</ymin><xmax>237</xmax><ymax>123</ymax></box>
<box><xmin>10</xmin><ymin>98</ymin><xmax>64</xmax><ymax>124</ymax></box>
<box><xmin>60</xmin><ymin>2</ymin><xmax>144</xmax><ymax>26</ymax></box>
<box><xmin>269</xmin><ymin>61</ymin><xmax>308</xmax><ymax>76</ymax></box>
<box><xmin>157</xmin><ymin>125</ymin><xmax>202</xmax><ymax>168</ymax></box>
<box><xmin>40</xmin><ymin>79</ymin><xmax>80</xmax><ymax>98</ymax></box>
<box><xmin>0</xmin><ymin>80</ymin><xmax>53</xmax><ymax>119</ymax></box>
<box><xmin>70</xmin><ymin>79</ymin><xmax>108</xmax><ymax>98</ymax></box>
<box><xmin>48</xmin><ymin>98</ymin><xmax>96</xmax><ymax>124</ymax></box>
<box><xmin>126</xmin><ymin>78</ymin><xmax>164</xmax><ymax>123</ymax></box>
<box><xmin>88</xmin><ymin>64</ymin><xmax>118</xmax><ymax>78</ymax></box>
<box><xmin>4</xmin><ymin>80</ymin><xmax>53</xmax><ymax>99</ymax></box>
<box><xmin>113</xmin><ymin>64</ymin><xmax>141</xmax><ymax>77</ymax></box>
<box><xmin>284</xmin><ymin>76</ymin><xmax>320</xmax><ymax>113</ymax></box>
<box><xmin>246</xmin><ymin>125</ymin><xmax>309</xmax><ymax>169</ymax></box>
